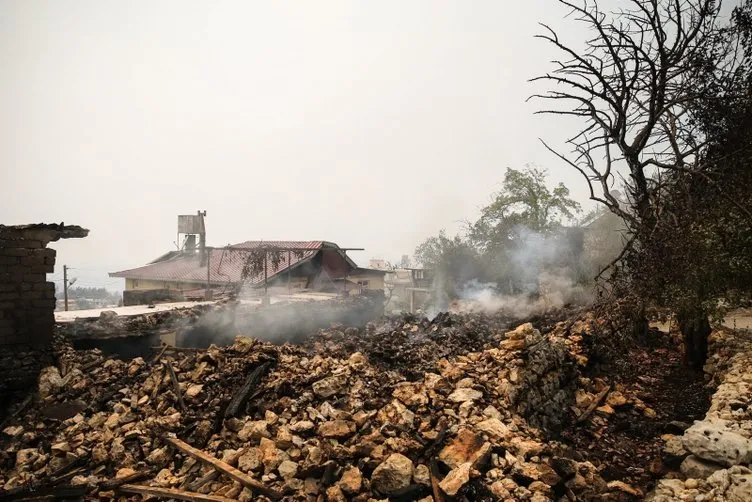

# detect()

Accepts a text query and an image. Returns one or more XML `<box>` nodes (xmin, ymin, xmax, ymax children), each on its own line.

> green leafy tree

<box><xmin>469</xmin><ymin>166</ymin><xmax>581</xmax><ymax>251</ymax></box>
<box><xmin>416</xmin><ymin>166</ymin><xmax>583</xmax><ymax>304</ymax></box>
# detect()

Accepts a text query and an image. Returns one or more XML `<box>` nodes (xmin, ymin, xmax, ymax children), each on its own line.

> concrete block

<box><xmin>30</xmin><ymin>264</ymin><xmax>55</xmax><ymax>274</ymax></box>
<box><xmin>21</xmin><ymin>255</ymin><xmax>45</xmax><ymax>266</ymax></box>
<box><xmin>11</xmin><ymin>240</ymin><xmax>43</xmax><ymax>249</ymax></box>
<box><xmin>33</xmin><ymin>299</ymin><xmax>56</xmax><ymax>308</ymax></box>
<box><xmin>0</xmin><ymin>271</ymin><xmax>25</xmax><ymax>283</ymax></box>
<box><xmin>2</xmin><ymin>248</ymin><xmax>30</xmax><ymax>257</ymax></box>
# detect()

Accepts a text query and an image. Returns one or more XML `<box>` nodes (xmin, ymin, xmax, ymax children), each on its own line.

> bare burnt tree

<box><xmin>533</xmin><ymin>0</ymin><xmax>749</xmax><ymax>366</ymax></box>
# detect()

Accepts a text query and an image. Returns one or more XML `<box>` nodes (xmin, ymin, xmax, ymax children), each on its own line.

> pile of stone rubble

<box><xmin>0</xmin><ymin>311</ymin><xmax>674</xmax><ymax>501</ymax></box>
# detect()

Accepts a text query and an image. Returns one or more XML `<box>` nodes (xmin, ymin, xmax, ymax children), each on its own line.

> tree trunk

<box><xmin>676</xmin><ymin>307</ymin><xmax>711</xmax><ymax>370</ymax></box>
<box><xmin>631</xmin><ymin>305</ymin><xmax>649</xmax><ymax>340</ymax></box>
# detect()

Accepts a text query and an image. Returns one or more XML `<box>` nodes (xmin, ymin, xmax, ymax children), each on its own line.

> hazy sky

<box><xmin>2</xmin><ymin>1</ymin><xmax>624</xmax><ymax>289</ymax></box>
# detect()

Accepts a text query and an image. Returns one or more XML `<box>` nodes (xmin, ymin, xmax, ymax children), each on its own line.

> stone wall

<box><xmin>0</xmin><ymin>224</ymin><xmax>87</xmax><ymax>393</ymax></box>
<box><xmin>648</xmin><ymin>328</ymin><xmax>752</xmax><ymax>501</ymax></box>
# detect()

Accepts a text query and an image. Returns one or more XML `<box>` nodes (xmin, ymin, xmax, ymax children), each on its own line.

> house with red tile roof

<box><xmin>110</xmin><ymin>241</ymin><xmax>386</xmax><ymax>305</ymax></box>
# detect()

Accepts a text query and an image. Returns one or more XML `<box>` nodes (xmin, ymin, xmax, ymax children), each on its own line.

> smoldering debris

<box><xmin>0</xmin><ymin>309</ymin><xmax>653</xmax><ymax>501</ymax></box>
<box><xmin>423</xmin><ymin>225</ymin><xmax>594</xmax><ymax>316</ymax></box>
<box><xmin>58</xmin><ymin>293</ymin><xmax>385</xmax><ymax>357</ymax></box>
<box><xmin>454</xmin><ymin>272</ymin><xmax>591</xmax><ymax>317</ymax></box>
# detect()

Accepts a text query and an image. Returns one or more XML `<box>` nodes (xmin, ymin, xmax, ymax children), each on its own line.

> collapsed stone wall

<box><xmin>0</xmin><ymin>224</ymin><xmax>87</xmax><ymax>394</ymax></box>
<box><xmin>504</xmin><ymin>323</ymin><xmax>578</xmax><ymax>431</ymax></box>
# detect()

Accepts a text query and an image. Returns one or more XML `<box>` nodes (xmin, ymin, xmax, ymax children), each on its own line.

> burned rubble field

<box><xmin>0</xmin><ymin>308</ymin><xmax>712</xmax><ymax>501</ymax></box>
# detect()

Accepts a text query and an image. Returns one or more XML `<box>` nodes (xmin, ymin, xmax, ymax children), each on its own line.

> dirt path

<box><xmin>556</xmin><ymin>335</ymin><xmax>712</xmax><ymax>498</ymax></box>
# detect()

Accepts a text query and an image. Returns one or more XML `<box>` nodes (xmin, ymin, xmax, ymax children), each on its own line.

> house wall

<box><xmin>267</xmin><ymin>276</ymin><xmax>309</xmax><ymax>290</ymax></box>
<box><xmin>122</xmin><ymin>279</ymin><xmax>211</xmax><ymax>306</ymax></box>
<box><xmin>124</xmin><ymin>278</ymin><xmax>221</xmax><ymax>291</ymax></box>
<box><xmin>125</xmin><ymin>278</ymin><xmax>189</xmax><ymax>291</ymax></box>
<box><xmin>348</xmin><ymin>272</ymin><xmax>385</xmax><ymax>292</ymax></box>
<box><xmin>0</xmin><ymin>228</ymin><xmax>60</xmax><ymax>392</ymax></box>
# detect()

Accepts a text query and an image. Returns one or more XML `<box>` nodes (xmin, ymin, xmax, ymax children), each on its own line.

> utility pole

<box><xmin>63</xmin><ymin>265</ymin><xmax>68</xmax><ymax>311</ymax></box>
<box><xmin>63</xmin><ymin>265</ymin><xmax>77</xmax><ymax>312</ymax></box>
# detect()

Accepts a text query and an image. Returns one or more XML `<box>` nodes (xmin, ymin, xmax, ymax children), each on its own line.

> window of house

<box><xmin>414</xmin><ymin>270</ymin><xmax>424</xmax><ymax>279</ymax></box>
<box><xmin>133</xmin><ymin>280</ymin><xmax>139</xmax><ymax>288</ymax></box>
<box><xmin>357</xmin><ymin>280</ymin><xmax>370</xmax><ymax>288</ymax></box>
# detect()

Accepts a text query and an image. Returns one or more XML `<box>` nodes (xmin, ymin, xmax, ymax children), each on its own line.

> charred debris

<box><xmin>0</xmin><ymin>300</ymin><xmax>719</xmax><ymax>502</ymax></box>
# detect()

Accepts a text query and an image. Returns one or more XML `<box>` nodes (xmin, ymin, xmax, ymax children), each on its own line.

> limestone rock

<box><xmin>275</xmin><ymin>427</ymin><xmax>293</xmax><ymax>449</ymax></box>
<box><xmin>115</xmin><ymin>467</ymin><xmax>137</xmax><ymax>479</ymax></box>
<box><xmin>707</xmin><ymin>466</ymin><xmax>752</xmax><ymax>502</ymax></box>
<box><xmin>682</xmin><ymin>419</ymin><xmax>752</xmax><ymax>466</ymax></box>
<box><xmin>680</xmin><ymin>455</ymin><xmax>723</xmax><ymax>480</ymax></box>
<box><xmin>662</xmin><ymin>435</ymin><xmax>688</xmax><ymax>467</ymax></box>
<box><xmin>607</xmin><ymin>480</ymin><xmax>643</xmax><ymax>497</ymax></box>
<box><xmin>413</xmin><ymin>464</ymin><xmax>431</xmax><ymax>486</ymax></box>
<box><xmin>439</xmin><ymin>429</ymin><xmax>491</xmax><ymax>469</ymax></box>
<box><xmin>259</xmin><ymin>439</ymin><xmax>289</xmax><ymax>473</ymax></box>
<box><xmin>145</xmin><ymin>446</ymin><xmax>169</xmax><ymax>466</ymax></box>
<box><xmin>290</xmin><ymin>420</ymin><xmax>315</xmax><ymax>434</ymax></box>
<box><xmin>370</xmin><ymin>453</ymin><xmax>414</xmax><ymax>495</ymax></box>
<box><xmin>448</xmin><ymin>387</ymin><xmax>482</xmax><ymax>403</ymax></box>
<box><xmin>476</xmin><ymin>418</ymin><xmax>512</xmax><ymax>441</ymax></box>
<box><xmin>185</xmin><ymin>384</ymin><xmax>203</xmax><ymax>398</ymax></box>
<box><xmin>38</xmin><ymin>367</ymin><xmax>65</xmax><ymax>399</ymax></box>
<box><xmin>318</xmin><ymin>420</ymin><xmax>356</xmax><ymax>439</ymax></box>
<box><xmin>2</xmin><ymin>426</ymin><xmax>23</xmax><ymax>438</ymax></box>
<box><xmin>377</xmin><ymin>399</ymin><xmax>415</xmax><ymax>427</ymax></box>
<box><xmin>312</xmin><ymin>374</ymin><xmax>348</xmax><ymax>398</ymax></box>
<box><xmin>439</xmin><ymin>462</ymin><xmax>472</xmax><ymax>496</ymax></box>
<box><xmin>506</xmin><ymin>323</ymin><xmax>535</xmax><ymax>340</ymax></box>
<box><xmin>16</xmin><ymin>448</ymin><xmax>39</xmax><ymax>468</ymax></box>
<box><xmin>50</xmin><ymin>442</ymin><xmax>71</xmax><ymax>456</ymax></box>
<box><xmin>277</xmin><ymin>460</ymin><xmax>299</xmax><ymax>480</ymax></box>
<box><xmin>338</xmin><ymin>466</ymin><xmax>363</xmax><ymax>494</ymax></box>
<box><xmin>606</xmin><ymin>391</ymin><xmax>627</xmax><ymax>408</ymax></box>
<box><xmin>238</xmin><ymin>420</ymin><xmax>271</xmax><ymax>442</ymax></box>
<box><xmin>325</xmin><ymin>485</ymin><xmax>347</xmax><ymax>502</ymax></box>
<box><xmin>392</xmin><ymin>382</ymin><xmax>428</xmax><ymax>407</ymax></box>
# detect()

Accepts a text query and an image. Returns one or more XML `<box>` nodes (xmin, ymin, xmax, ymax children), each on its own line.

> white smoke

<box><xmin>454</xmin><ymin>272</ymin><xmax>588</xmax><ymax>317</ymax></box>
<box><xmin>425</xmin><ymin>225</ymin><xmax>594</xmax><ymax>317</ymax></box>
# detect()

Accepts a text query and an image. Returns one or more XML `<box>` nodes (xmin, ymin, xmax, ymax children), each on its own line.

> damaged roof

<box><xmin>109</xmin><ymin>241</ymin><xmax>357</xmax><ymax>287</ymax></box>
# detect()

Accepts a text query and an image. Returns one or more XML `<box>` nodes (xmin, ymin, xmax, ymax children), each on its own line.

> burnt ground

<box><xmin>557</xmin><ymin>331</ymin><xmax>713</xmax><ymax>496</ymax></box>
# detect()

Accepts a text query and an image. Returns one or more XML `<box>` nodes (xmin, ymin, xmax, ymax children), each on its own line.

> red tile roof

<box><xmin>110</xmin><ymin>241</ymin><xmax>353</xmax><ymax>287</ymax></box>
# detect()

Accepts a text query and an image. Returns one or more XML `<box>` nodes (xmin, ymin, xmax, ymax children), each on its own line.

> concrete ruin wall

<box><xmin>0</xmin><ymin>224</ymin><xmax>87</xmax><ymax>392</ymax></box>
